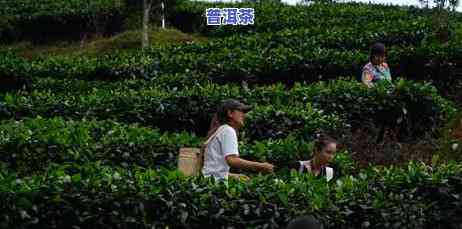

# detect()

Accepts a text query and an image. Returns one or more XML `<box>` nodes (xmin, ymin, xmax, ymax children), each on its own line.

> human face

<box><xmin>316</xmin><ymin>142</ymin><xmax>337</xmax><ymax>165</ymax></box>
<box><xmin>372</xmin><ymin>54</ymin><xmax>386</xmax><ymax>65</ymax></box>
<box><xmin>227</xmin><ymin>110</ymin><xmax>246</xmax><ymax>128</ymax></box>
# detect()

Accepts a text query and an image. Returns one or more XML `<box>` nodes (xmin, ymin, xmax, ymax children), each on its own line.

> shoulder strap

<box><xmin>204</xmin><ymin>125</ymin><xmax>228</xmax><ymax>146</ymax></box>
<box><xmin>200</xmin><ymin>125</ymin><xmax>229</xmax><ymax>163</ymax></box>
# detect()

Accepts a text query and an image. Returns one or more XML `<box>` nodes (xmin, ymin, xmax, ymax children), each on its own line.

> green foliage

<box><xmin>171</xmin><ymin>1</ymin><xmax>431</xmax><ymax>37</ymax></box>
<box><xmin>0</xmin><ymin>117</ymin><xmax>201</xmax><ymax>174</ymax></box>
<box><xmin>306</xmin><ymin>78</ymin><xmax>456</xmax><ymax>138</ymax></box>
<box><xmin>290</xmin><ymin>79</ymin><xmax>458</xmax><ymax>140</ymax></box>
<box><xmin>0</xmin><ymin>161</ymin><xmax>461</xmax><ymax>228</ymax></box>
<box><xmin>436</xmin><ymin>112</ymin><xmax>462</xmax><ymax>162</ymax></box>
<box><xmin>0</xmin><ymin>81</ymin><xmax>344</xmax><ymax>139</ymax></box>
<box><xmin>0</xmin><ymin>117</ymin><xmax>351</xmax><ymax>176</ymax></box>
<box><xmin>1</xmin><ymin>1</ymin><xmax>461</xmax><ymax>227</ymax></box>
<box><xmin>245</xmin><ymin>104</ymin><xmax>342</xmax><ymax>141</ymax></box>
<box><xmin>1</xmin><ymin>36</ymin><xmax>459</xmax><ymax>85</ymax></box>
<box><xmin>2</xmin><ymin>79</ymin><xmax>455</xmax><ymax>140</ymax></box>
<box><xmin>0</xmin><ymin>0</ymin><xmax>126</xmax><ymax>43</ymax></box>
<box><xmin>0</xmin><ymin>0</ymin><xmax>458</xmax><ymax>85</ymax></box>
<box><xmin>0</xmin><ymin>0</ymin><xmax>124</xmax><ymax>18</ymax></box>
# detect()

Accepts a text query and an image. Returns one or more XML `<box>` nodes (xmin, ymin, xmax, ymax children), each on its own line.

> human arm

<box><xmin>361</xmin><ymin>68</ymin><xmax>374</xmax><ymax>88</ymax></box>
<box><xmin>382</xmin><ymin>63</ymin><xmax>392</xmax><ymax>81</ymax></box>
<box><xmin>225</xmin><ymin>155</ymin><xmax>274</xmax><ymax>173</ymax></box>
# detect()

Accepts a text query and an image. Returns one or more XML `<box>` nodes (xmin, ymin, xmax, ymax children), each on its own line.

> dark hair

<box><xmin>216</xmin><ymin>107</ymin><xmax>231</xmax><ymax>125</ymax></box>
<box><xmin>313</xmin><ymin>134</ymin><xmax>337</xmax><ymax>155</ymax></box>
<box><xmin>206</xmin><ymin>99</ymin><xmax>251</xmax><ymax>139</ymax></box>
<box><xmin>206</xmin><ymin>113</ymin><xmax>220</xmax><ymax>139</ymax></box>
<box><xmin>286</xmin><ymin>215</ymin><xmax>323</xmax><ymax>229</ymax></box>
<box><xmin>369</xmin><ymin>42</ymin><xmax>386</xmax><ymax>61</ymax></box>
<box><xmin>215</xmin><ymin>99</ymin><xmax>252</xmax><ymax>125</ymax></box>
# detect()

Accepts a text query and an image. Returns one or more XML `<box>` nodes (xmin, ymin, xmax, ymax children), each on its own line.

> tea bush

<box><xmin>0</xmin><ymin>117</ymin><xmax>349</xmax><ymax>175</ymax></box>
<box><xmin>1</xmin><ymin>79</ymin><xmax>456</xmax><ymax>140</ymax></box>
<box><xmin>0</xmin><ymin>161</ymin><xmax>461</xmax><ymax>228</ymax></box>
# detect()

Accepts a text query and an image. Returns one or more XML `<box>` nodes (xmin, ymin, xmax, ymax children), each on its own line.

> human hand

<box><xmin>239</xmin><ymin>174</ymin><xmax>250</xmax><ymax>181</ymax></box>
<box><xmin>229</xmin><ymin>173</ymin><xmax>250</xmax><ymax>181</ymax></box>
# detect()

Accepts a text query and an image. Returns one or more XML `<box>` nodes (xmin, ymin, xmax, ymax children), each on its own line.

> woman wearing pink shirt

<box><xmin>362</xmin><ymin>42</ymin><xmax>392</xmax><ymax>88</ymax></box>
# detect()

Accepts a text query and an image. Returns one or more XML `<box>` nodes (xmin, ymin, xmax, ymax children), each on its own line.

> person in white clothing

<box><xmin>202</xmin><ymin>99</ymin><xmax>274</xmax><ymax>181</ymax></box>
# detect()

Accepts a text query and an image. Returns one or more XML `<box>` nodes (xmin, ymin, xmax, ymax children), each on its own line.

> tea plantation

<box><xmin>0</xmin><ymin>0</ymin><xmax>461</xmax><ymax>228</ymax></box>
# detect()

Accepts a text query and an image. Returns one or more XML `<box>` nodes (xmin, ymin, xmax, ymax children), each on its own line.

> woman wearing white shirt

<box><xmin>202</xmin><ymin>99</ymin><xmax>274</xmax><ymax>181</ymax></box>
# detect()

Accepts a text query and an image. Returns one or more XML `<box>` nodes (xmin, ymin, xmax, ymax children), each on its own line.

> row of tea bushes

<box><xmin>170</xmin><ymin>1</ymin><xmax>432</xmax><ymax>37</ymax></box>
<box><xmin>0</xmin><ymin>117</ymin><xmax>351</xmax><ymax>175</ymax></box>
<box><xmin>1</xmin><ymin>34</ymin><xmax>460</xmax><ymax>84</ymax></box>
<box><xmin>1</xmin><ymin>79</ymin><xmax>457</xmax><ymax>140</ymax></box>
<box><xmin>27</xmin><ymin>73</ymin><xmax>211</xmax><ymax>93</ymax></box>
<box><xmin>0</xmin><ymin>117</ymin><xmax>200</xmax><ymax>175</ymax></box>
<box><xmin>0</xmin><ymin>0</ymin><xmax>127</xmax><ymax>43</ymax></box>
<box><xmin>0</xmin><ymin>0</ymin><xmax>435</xmax><ymax>43</ymax></box>
<box><xmin>290</xmin><ymin>79</ymin><xmax>459</xmax><ymax>140</ymax></box>
<box><xmin>1</xmin><ymin>161</ymin><xmax>461</xmax><ymax>228</ymax></box>
<box><xmin>0</xmin><ymin>81</ymin><xmax>343</xmax><ymax>139</ymax></box>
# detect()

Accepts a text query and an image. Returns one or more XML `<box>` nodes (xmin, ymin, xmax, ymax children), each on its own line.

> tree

<box><xmin>428</xmin><ymin>0</ymin><xmax>460</xmax><ymax>42</ymax></box>
<box><xmin>142</xmin><ymin>0</ymin><xmax>169</xmax><ymax>49</ymax></box>
<box><xmin>418</xmin><ymin>0</ymin><xmax>430</xmax><ymax>8</ymax></box>
<box><xmin>297</xmin><ymin>0</ymin><xmax>334</xmax><ymax>5</ymax></box>
<box><xmin>434</xmin><ymin>0</ymin><xmax>460</xmax><ymax>10</ymax></box>
<box><xmin>142</xmin><ymin>0</ymin><xmax>154</xmax><ymax>49</ymax></box>
<box><xmin>448</xmin><ymin>0</ymin><xmax>460</xmax><ymax>11</ymax></box>
<box><xmin>114</xmin><ymin>0</ymin><xmax>123</xmax><ymax>8</ymax></box>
